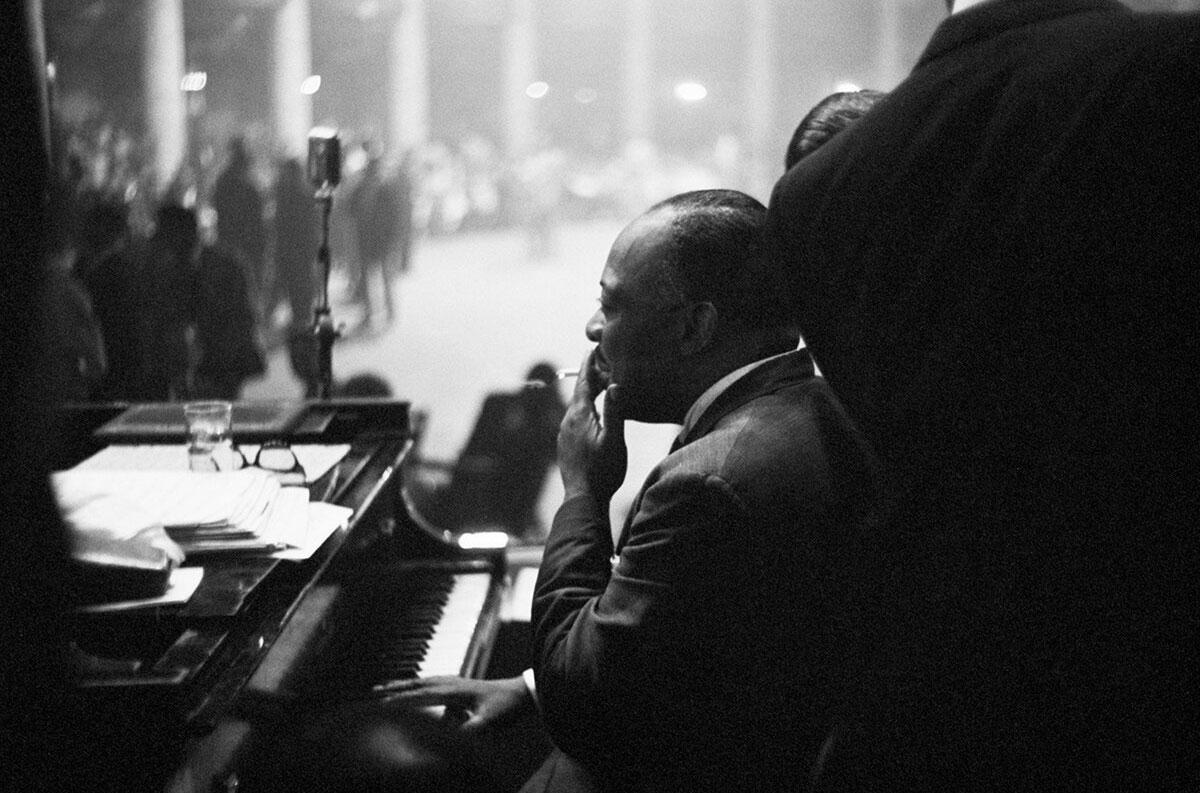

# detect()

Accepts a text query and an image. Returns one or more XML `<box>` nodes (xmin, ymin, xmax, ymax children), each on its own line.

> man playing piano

<box><xmin>391</xmin><ymin>188</ymin><xmax>884</xmax><ymax>791</ymax></box>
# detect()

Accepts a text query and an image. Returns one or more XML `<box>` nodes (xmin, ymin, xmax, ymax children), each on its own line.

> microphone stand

<box><xmin>311</xmin><ymin>184</ymin><xmax>339</xmax><ymax>400</ymax></box>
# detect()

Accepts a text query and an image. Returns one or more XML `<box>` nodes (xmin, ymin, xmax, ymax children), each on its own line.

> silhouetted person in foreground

<box><xmin>2</xmin><ymin>4</ymin><xmax>85</xmax><ymax>789</ymax></box>
<box><xmin>768</xmin><ymin>1</ymin><xmax>1200</xmax><ymax>788</ymax></box>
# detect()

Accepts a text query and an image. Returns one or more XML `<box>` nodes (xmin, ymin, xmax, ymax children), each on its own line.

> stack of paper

<box><xmin>52</xmin><ymin>468</ymin><xmax>290</xmax><ymax>554</ymax></box>
<box><xmin>55</xmin><ymin>445</ymin><xmax>356</xmax><ymax>561</ymax></box>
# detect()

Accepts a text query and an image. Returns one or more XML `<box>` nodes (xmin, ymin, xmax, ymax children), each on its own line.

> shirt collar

<box><xmin>676</xmin><ymin>350</ymin><xmax>796</xmax><ymax>445</ymax></box>
<box><xmin>950</xmin><ymin>0</ymin><xmax>991</xmax><ymax>13</ymax></box>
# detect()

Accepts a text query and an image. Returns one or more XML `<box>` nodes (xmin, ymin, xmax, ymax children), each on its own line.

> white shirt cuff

<box><xmin>522</xmin><ymin>667</ymin><xmax>540</xmax><ymax>711</ymax></box>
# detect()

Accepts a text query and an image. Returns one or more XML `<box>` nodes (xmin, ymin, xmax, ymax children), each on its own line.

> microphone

<box><xmin>306</xmin><ymin>127</ymin><xmax>341</xmax><ymax>195</ymax></box>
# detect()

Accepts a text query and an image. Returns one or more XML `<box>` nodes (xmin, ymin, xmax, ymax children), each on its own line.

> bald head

<box><xmin>642</xmin><ymin>190</ymin><xmax>794</xmax><ymax>336</ymax></box>
<box><xmin>584</xmin><ymin>189</ymin><xmax>798</xmax><ymax>423</ymax></box>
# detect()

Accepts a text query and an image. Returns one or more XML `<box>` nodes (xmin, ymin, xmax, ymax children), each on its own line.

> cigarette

<box><xmin>524</xmin><ymin>370</ymin><xmax>579</xmax><ymax>388</ymax></box>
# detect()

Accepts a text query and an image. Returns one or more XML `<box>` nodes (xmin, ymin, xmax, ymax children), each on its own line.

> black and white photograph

<box><xmin>3</xmin><ymin>0</ymin><xmax>1198</xmax><ymax>790</ymax></box>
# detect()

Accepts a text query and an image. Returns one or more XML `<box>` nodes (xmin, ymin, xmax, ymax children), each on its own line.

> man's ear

<box><xmin>678</xmin><ymin>301</ymin><xmax>718</xmax><ymax>355</ymax></box>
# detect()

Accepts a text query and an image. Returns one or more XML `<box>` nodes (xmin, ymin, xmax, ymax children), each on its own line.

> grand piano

<box><xmin>55</xmin><ymin>398</ymin><xmax>514</xmax><ymax>792</ymax></box>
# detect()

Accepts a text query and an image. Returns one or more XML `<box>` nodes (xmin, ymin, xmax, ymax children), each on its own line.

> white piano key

<box><xmin>416</xmin><ymin>573</ymin><xmax>491</xmax><ymax>678</ymax></box>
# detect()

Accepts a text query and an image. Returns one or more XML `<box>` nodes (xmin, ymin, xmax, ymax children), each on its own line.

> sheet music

<box><xmin>267</xmin><ymin>500</ymin><xmax>354</xmax><ymax>561</ymax></box>
<box><xmin>51</xmin><ymin>469</ymin><xmax>283</xmax><ymax>550</ymax></box>
<box><xmin>76</xmin><ymin>567</ymin><xmax>205</xmax><ymax>614</ymax></box>
<box><xmin>55</xmin><ymin>454</ymin><xmax>355</xmax><ymax>560</ymax></box>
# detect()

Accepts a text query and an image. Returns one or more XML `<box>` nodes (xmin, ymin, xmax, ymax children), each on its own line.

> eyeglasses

<box><xmin>227</xmin><ymin>440</ymin><xmax>307</xmax><ymax>486</ymax></box>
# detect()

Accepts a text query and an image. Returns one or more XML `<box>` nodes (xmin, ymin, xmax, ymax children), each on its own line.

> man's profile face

<box><xmin>585</xmin><ymin>211</ymin><xmax>687</xmax><ymax>422</ymax></box>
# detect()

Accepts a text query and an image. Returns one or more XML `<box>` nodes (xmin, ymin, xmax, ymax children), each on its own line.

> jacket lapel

<box><xmin>614</xmin><ymin>349</ymin><xmax>817</xmax><ymax>556</ymax></box>
<box><xmin>678</xmin><ymin>348</ymin><xmax>816</xmax><ymax>450</ymax></box>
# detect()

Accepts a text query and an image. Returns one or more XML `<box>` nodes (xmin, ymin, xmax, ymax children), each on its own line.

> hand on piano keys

<box><xmin>231</xmin><ymin>566</ymin><xmax>527</xmax><ymax>791</ymax></box>
<box><xmin>371</xmin><ymin>675</ymin><xmax>535</xmax><ymax>732</ymax></box>
<box><xmin>239</xmin><ymin>565</ymin><xmax>503</xmax><ymax>719</ymax></box>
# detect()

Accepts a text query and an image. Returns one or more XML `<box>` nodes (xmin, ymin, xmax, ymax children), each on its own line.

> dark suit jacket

<box><xmin>528</xmin><ymin>350</ymin><xmax>883</xmax><ymax>792</ymax></box>
<box><xmin>767</xmin><ymin>1</ymin><xmax>1200</xmax><ymax>788</ymax></box>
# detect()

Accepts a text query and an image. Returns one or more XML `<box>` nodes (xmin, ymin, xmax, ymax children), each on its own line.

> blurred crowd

<box><xmin>47</xmin><ymin>113</ymin><xmax>755</xmax><ymax>405</ymax></box>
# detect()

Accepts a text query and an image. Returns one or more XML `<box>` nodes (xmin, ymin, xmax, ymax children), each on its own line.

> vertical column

<box><xmin>622</xmin><ymin>0</ymin><xmax>652</xmax><ymax>142</ymax></box>
<box><xmin>877</xmin><ymin>0</ymin><xmax>905</xmax><ymax>89</ymax></box>
<box><xmin>25</xmin><ymin>0</ymin><xmax>51</xmax><ymax>163</ymax></box>
<box><xmin>502</xmin><ymin>0</ymin><xmax>536</xmax><ymax>158</ymax></box>
<box><xmin>143</xmin><ymin>0</ymin><xmax>188</xmax><ymax>193</ymax></box>
<box><xmin>387</xmin><ymin>0</ymin><xmax>430</xmax><ymax>156</ymax></box>
<box><xmin>272</xmin><ymin>0</ymin><xmax>313</xmax><ymax>159</ymax></box>
<box><xmin>744</xmin><ymin>0</ymin><xmax>774</xmax><ymax>198</ymax></box>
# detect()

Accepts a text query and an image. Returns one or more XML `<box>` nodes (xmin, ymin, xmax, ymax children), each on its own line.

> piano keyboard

<box><xmin>416</xmin><ymin>572</ymin><xmax>492</xmax><ymax>678</ymax></box>
<box><xmin>242</xmin><ymin>563</ymin><xmax>500</xmax><ymax>708</ymax></box>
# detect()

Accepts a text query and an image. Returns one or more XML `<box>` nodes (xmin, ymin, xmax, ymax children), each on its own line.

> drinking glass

<box><xmin>183</xmin><ymin>401</ymin><xmax>235</xmax><ymax>472</ymax></box>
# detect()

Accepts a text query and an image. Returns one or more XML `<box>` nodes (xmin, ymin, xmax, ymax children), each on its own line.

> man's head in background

<box><xmin>785</xmin><ymin>89</ymin><xmax>887</xmax><ymax>171</ymax></box>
